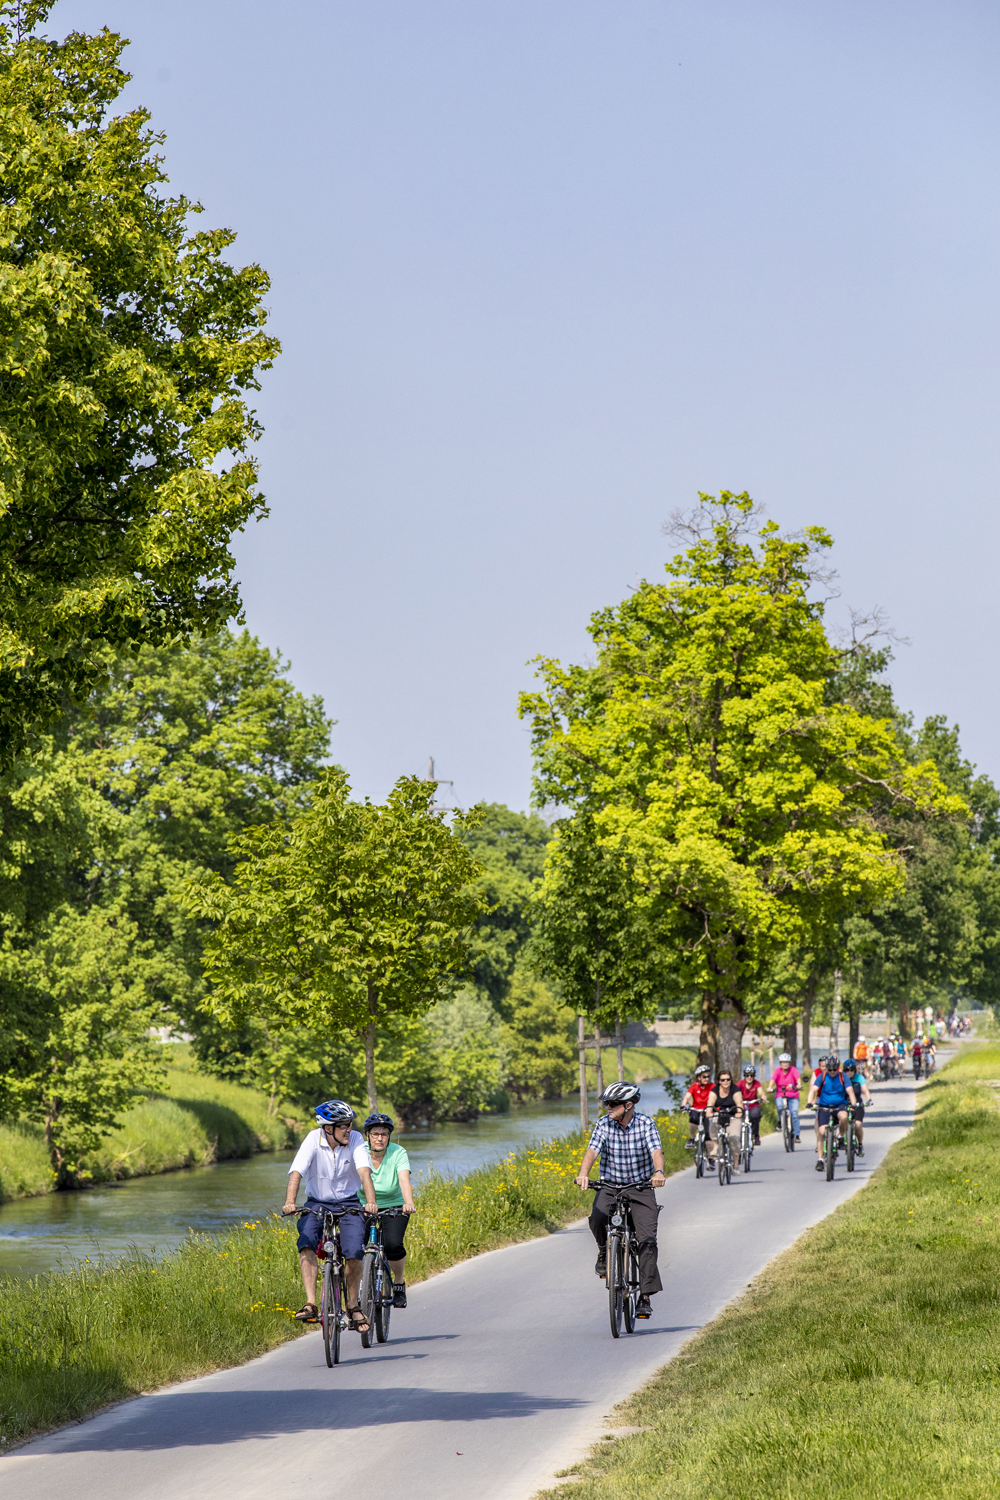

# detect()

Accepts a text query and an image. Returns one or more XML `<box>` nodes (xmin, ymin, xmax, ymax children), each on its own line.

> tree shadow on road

<box><xmin>50</xmin><ymin>1387</ymin><xmax>589</xmax><ymax>1452</ymax></box>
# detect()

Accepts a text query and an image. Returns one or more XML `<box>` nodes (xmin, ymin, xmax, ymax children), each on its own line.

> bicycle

<box><xmin>821</xmin><ymin>1109</ymin><xmax>849</xmax><ymax>1180</ymax></box>
<box><xmin>588</xmin><ymin>1180</ymin><xmax>646</xmax><ymax>1337</ymax></box>
<box><xmin>913</xmin><ymin>1055</ymin><xmax>923</xmax><ymax>1081</ymax></box>
<box><xmin>692</xmin><ymin>1111</ymin><xmax>709</xmax><ymax>1179</ymax></box>
<box><xmin>293</xmin><ymin>1204</ymin><xmax>362</xmax><ymax>1366</ymax></box>
<box><xmin>777</xmin><ymin>1097</ymin><xmax>795</xmax><ymax>1152</ymax></box>
<box><xmin>715</xmin><ymin>1117</ymin><xmax>735</xmax><ymax>1185</ymax></box>
<box><xmin>359</xmin><ymin>1207</ymin><xmax>410</xmax><ymax>1348</ymax></box>
<box><xmin>739</xmin><ymin>1111</ymin><xmax>754</xmax><ymax>1172</ymax></box>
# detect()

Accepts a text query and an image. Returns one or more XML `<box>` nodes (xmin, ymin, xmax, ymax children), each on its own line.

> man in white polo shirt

<box><xmin>283</xmin><ymin>1099</ymin><xmax>378</xmax><ymax>1331</ymax></box>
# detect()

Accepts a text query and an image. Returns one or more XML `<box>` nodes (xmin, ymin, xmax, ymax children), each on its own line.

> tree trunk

<box><xmin>848</xmin><ymin>1007</ymin><xmax>860</xmax><ymax>1060</ymax></box>
<box><xmin>615</xmin><ymin>1015</ymin><xmax>625</xmax><ymax>1083</ymax></box>
<box><xmin>801</xmin><ymin>996</ymin><xmax>813</xmax><ymax>1072</ymax></box>
<box><xmin>593</xmin><ymin>1022</ymin><xmax>604</xmax><ymax>1097</ymax></box>
<box><xmin>364</xmin><ymin>985</ymin><xmax>378</xmax><ymax>1114</ymax></box>
<box><xmin>699</xmin><ymin>991</ymin><xmax>720</xmax><ymax>1073</ymax></box>
<box><xmin>898</xmin><ymin>1001</ymin><xmax>910</xmax><ymax>1040</ymax></box>
<box><xmin>578</xmin><ymin>1014</ymin><xmax>589</xmax><ymax>1132</ymax></box>
<box><xmin>716</xmin><ymin>997</ymin><xmax>747</xmax><ymax>1078</ymax></box>
<box><xmin>783</xmin><ymin>1019</ymin><xmax>798</xmax><ymax>1067</ymax></box>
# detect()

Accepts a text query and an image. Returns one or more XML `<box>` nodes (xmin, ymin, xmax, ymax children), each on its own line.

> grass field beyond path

<box><xmin>546</xmin><ymin>1045</ymin><xmax>1000</xmax><ymax>1500</ymax></box>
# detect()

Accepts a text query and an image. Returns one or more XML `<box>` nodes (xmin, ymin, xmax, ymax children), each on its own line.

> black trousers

<box><xmin>589</xmin><ymin>1185</ymin><xmax>663</xmax><ymax>1295</ymax></box>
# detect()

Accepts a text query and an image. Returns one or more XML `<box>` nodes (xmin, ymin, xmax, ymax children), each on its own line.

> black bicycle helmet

<box><xmin>826</xmin><ymin>1053</ymin><xmax>840</xmax><ymax>1070</ymax></box>
<box><xmin>599</xmin><ymin>1082</ymin><xmax>641</xmax><ymax>1107</ymax></box>
<box><xmin>363</xmin><ymin>1111</ymin><xmax>395</xmax><ymax>1135</ymax></box>
<box><xmin>315</xmin><ymin>1099</ymin><xmax>355</xmax><ymax>1125</ymax></box>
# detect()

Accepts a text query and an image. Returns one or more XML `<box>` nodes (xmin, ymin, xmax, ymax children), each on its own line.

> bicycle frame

<box><xmin>359</xmin><ymin>1208</ymin><xmax>408</xmax><ymax>1348</ymax></box>
<box><xmin>588</xmin><ymin>1181</ymin><xmax>647</xmax><ymax>1338</ymax></box>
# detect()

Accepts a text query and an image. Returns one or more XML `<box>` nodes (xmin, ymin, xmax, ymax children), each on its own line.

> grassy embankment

<box><xmin>0</xmin><ymin>1112</ymin><xmax>692</xmax><ymax>1447</ymax></box>
<box><xmin>545</xmin><ymin>1042</ymin><xmax>1000</xmax><ymax>1500</ymax></box>
<box><xmin>0</xmin><ymin>1047</ymin><xmax>296</xmax><ymax>1204</ymax></box>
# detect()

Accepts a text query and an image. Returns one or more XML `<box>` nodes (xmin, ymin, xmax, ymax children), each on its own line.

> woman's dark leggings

<box><xmin>380</xmin><ymin>1213</ymin><xmax>409</xmax><ymax>1263</ymax></box>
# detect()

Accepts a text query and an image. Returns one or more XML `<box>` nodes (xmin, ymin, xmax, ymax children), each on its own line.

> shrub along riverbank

<box><xmin>0</xmin><ymin>1113</ymin><xmax>692</xmax><ymax>1447</ymax></box>
<box><xmin>546</xmin><ymin>1044</ymin><xmax>1000</xmax><ymax>1500</ymax></box>
<box><xmin>0</xmin><ymin>1048</ymin><xmax>297</xmax><ymax>1204</ymax></box>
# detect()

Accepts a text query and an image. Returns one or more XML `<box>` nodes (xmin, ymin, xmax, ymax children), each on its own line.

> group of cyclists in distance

<box><xmin>279</xmin><ymin>1015</ymin><xmax>969</xmax><ymax>1339</ymax></box>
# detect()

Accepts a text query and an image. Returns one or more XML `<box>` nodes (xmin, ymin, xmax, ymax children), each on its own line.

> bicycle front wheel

<box><xmin>607</xmin><ymin>1233</ymin><xmax>624</xmax><ymax>1337</ymax></box>
<box><xmin>695</xmin><ymin>1133</ymin><xmax>704</xmax><ymax>1178</ymax></box>
<box><xmin>375</xmin><ymin>1254</ymin><xmax>392</xmax><ymax>1344</ymax></box>
<box><xmin>359</xmin><ymin>1251</ymin><xmax>377</xmax><ymax>1349</ymax></box>
<box><xmin>825</xmin><ymin>1129</ymin><xmax>836</xmax><ymax>1181</ymax></box>
<box><xmin>846</xmin><ymin>1127</ymin><xmax>856</xmax><ymax>1172</ymax></box>
<box><xmin>623</xmin><ymin>1240</ymin><xmax>639</xmax><ymax>1334</ymax></box>
<box><xmin>742</xmin><ymin>1126</ymin><xmax>752</xmax><ymax>1172</ymax></box>
<box><xmin>321</xmin><ymin>1261</ymin><xmax>341</xmax><ymax>1367</ymax></box>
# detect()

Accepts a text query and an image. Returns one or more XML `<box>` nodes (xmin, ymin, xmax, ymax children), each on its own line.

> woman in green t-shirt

<box><xmin>360</xmin><ymin>1112</ymin><xmax>415</xmax><ymax>1309</ymax></box>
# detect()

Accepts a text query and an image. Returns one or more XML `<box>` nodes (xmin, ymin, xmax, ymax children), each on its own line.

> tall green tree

<box><xmin>0</xmin><ymin>630</ymin><xmax>329</xmax><ymax>1166</ymax></box>
<box><xmin>458</xmin><ymin>803</ymin><xmax>550</xmax><ymax>1007</ymax></box>
<box><xmin>521</xmin><ymin>493</ymin><xmax>960</xmax><ymax>1073</ymax></box>
<box><xmin>0</xmin><ymin>3</ymin><xmax>278</xmax><ymax>759</ymax></box>
<box><xmin>188</xmin><ymin>771</ymin><xmax>489</xmax><ymax>1111</ymax></box>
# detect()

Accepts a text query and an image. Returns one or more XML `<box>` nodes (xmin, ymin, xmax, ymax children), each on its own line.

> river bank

<box><xmin>0</xmin><ymin>1112</ymin><xmax>695</xmax><ymax>1448</ymax></box>
<box><xmin>0</xmin><ymin>1050</ymin><xmax>298</xmax><ymax>1204</ymax></box>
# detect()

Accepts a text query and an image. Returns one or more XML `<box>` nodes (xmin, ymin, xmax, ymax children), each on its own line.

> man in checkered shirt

<box><xmin>575</xmin><ymin>1082</ymin><xmax>665</xmax><ymax>1319</ymax></box>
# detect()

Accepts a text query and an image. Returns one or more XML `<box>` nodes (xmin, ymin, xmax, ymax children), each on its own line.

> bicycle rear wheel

<box><xmin>321</xmin><ymin>1261</ymin><xmax>341</xmax><ymax>1367</ymax></box>
<box><xmin>359</xmin><ymin>1250</ymin><xmax>377</xmax><ymax>1349</ymax></box>
<box><xmin>623</xmin><ymin>1240</ymin><xmax>639</xmax><ymax>1333</ymax></box>
<box><xmin>607</xmin><ymin>1232</ymin><xmax>623</xmax><ymax>1337</ymax></box>
<box><xmin>375</xmin><ymin>1254</ymin><xmax>392</xmax><ymax>1344</ymax></box>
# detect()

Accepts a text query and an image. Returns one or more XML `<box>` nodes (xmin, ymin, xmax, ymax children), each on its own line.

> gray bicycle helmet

<box><xmin>315</xmin><ymin>1098</ymin><xmax>355</xmax><ymax>1125</ymax></box>
<box><xmin>826</xmin><ymin>1053</ymin><xmax>840</xmax><ymax>1070</ymax></box>
<box><xmin>694</xmin><ymin>1062</ymin><xmax>711</xmax><ymax>1077</ymax></box>
<box><xmin>742</xmin><ymin>1064</ymin><xmax>756</xmax><ymax>1078</ymax></box>
<box><xmin>599</xmin><ymin>1082</ymin><xmax>641</xmax><ymax>1107</ymax></box>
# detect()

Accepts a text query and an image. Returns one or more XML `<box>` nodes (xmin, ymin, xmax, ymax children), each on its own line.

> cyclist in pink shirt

<box><xmin>767</xmin><ymin>1052</ymin><xmax>801</xmax><ymax>1142</ymax></box>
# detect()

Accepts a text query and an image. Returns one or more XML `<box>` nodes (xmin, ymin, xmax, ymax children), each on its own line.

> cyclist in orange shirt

<box><xmin>853</xmin><ymin>1035</ymin><xmax>869</xmax><ymax>1080</ymax></box>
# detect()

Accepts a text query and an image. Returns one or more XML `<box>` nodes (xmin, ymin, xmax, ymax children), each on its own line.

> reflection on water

<box><xmin>0</xmin><ymin>1078</ymin><xmax>680</xmax><ymax>1279</ymax></box>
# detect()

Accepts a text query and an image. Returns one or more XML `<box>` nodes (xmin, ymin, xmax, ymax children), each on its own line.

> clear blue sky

<box><xmin>56</xmin><ymin>1</ymin><xmax>1000</xmax><ymax>808</ymax></box>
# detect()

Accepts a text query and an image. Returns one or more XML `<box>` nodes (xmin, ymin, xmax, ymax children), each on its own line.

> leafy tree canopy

<box><xmin>458</xmin><ymin>802</ymin><xmax>550</xmax><ymax>1007</ymax></box>
<box><xmin>0</xmin><ymin>2</ymin><xmax>278</xmax><ymax>758</ymax></box>
<box><xmin>520</xmin><ymin>492</ymin><xmax>962</xmax><ymax>1070</ymax></box>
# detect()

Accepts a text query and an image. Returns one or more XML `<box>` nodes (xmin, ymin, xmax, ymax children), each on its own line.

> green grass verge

<box><xmin>621</xmin><ymin>1047</ymin><xmax>697</xmax><ymax>1083</ymax></box>
<box><xmin>542</xmin><ymin>1043</ymin><xmax>1000</xmax><ymax>1500</ymax></box>
<box><xmin>0</xmin><ymin>1047</ymin><xmax>300</xmax><ymax>1203</ymax></box>
<box><xmin>0</xmin><ymin>1114</ymin><xmax>693</xmax><ymax>1447</ymax></box>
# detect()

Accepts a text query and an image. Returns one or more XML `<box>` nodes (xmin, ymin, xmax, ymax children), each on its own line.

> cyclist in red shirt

<box><xmin>739</xmin><ymin>1065</ymin><xmax>766</xmax><ymax>1145</ymax></box>
<box><xmin>681</xmin><ymin>1064</ymin><xmax>714</xmax><ymax>1152</ymax></box>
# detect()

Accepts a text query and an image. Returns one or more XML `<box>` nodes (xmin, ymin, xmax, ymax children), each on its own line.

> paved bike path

<box><xmin>2</xmin><ymin>1073</ymin><xmax>920</xmax><ymax>1500</ymax></box>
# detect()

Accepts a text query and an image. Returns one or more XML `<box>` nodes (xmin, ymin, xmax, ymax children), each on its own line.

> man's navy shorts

<box><xmin>296</xmin><ymin>1197</ymin><xmax>365</xmax><ymax>1260</ymax></box>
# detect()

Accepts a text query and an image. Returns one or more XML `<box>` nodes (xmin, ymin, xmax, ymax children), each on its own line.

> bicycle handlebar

<box><xmin>586</xmin><ymin>1179</ymin><xmax>652</xmax><ymax>1191</ymax></box>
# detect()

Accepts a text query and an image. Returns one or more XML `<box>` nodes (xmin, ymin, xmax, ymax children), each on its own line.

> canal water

<box><xmin>0</xmin><ymin>1079</ymin><xmax>681</xmax><ymax>1280</ymax></box>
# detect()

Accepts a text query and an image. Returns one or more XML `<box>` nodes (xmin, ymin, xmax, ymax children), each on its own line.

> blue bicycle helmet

<box><xmin>315</xmin><ymin>1099</ymin><xmax>355</xmax><ymax>1125</ymax></box>
<box><xmin>363</xmin><ymin>1112</ymin><xmax>395</xmax><ymax>1134</ymax></box>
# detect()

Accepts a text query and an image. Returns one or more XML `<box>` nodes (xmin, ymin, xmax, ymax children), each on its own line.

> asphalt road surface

<box><xmin>3</xmin><ymin>1071</ymin><xmax>922</xmax><ymax>1500</ymax></box>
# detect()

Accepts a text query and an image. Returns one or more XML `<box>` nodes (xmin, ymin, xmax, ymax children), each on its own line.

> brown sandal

<box><xmin>294</xmin><ymin>1303</ymin><xmax>318</xmax><ymax>1321</ymax></box>
<box><xmin>348</xmin><ymin>1305</ymin><xmax>370</xmax><ymax>1333</ymax></box>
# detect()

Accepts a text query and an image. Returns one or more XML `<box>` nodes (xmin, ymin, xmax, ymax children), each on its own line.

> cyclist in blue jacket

<box><xmin>807</xmin><ymin>1055</ymin><xmax>857</xmax><ymax>1172</ymax></box>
